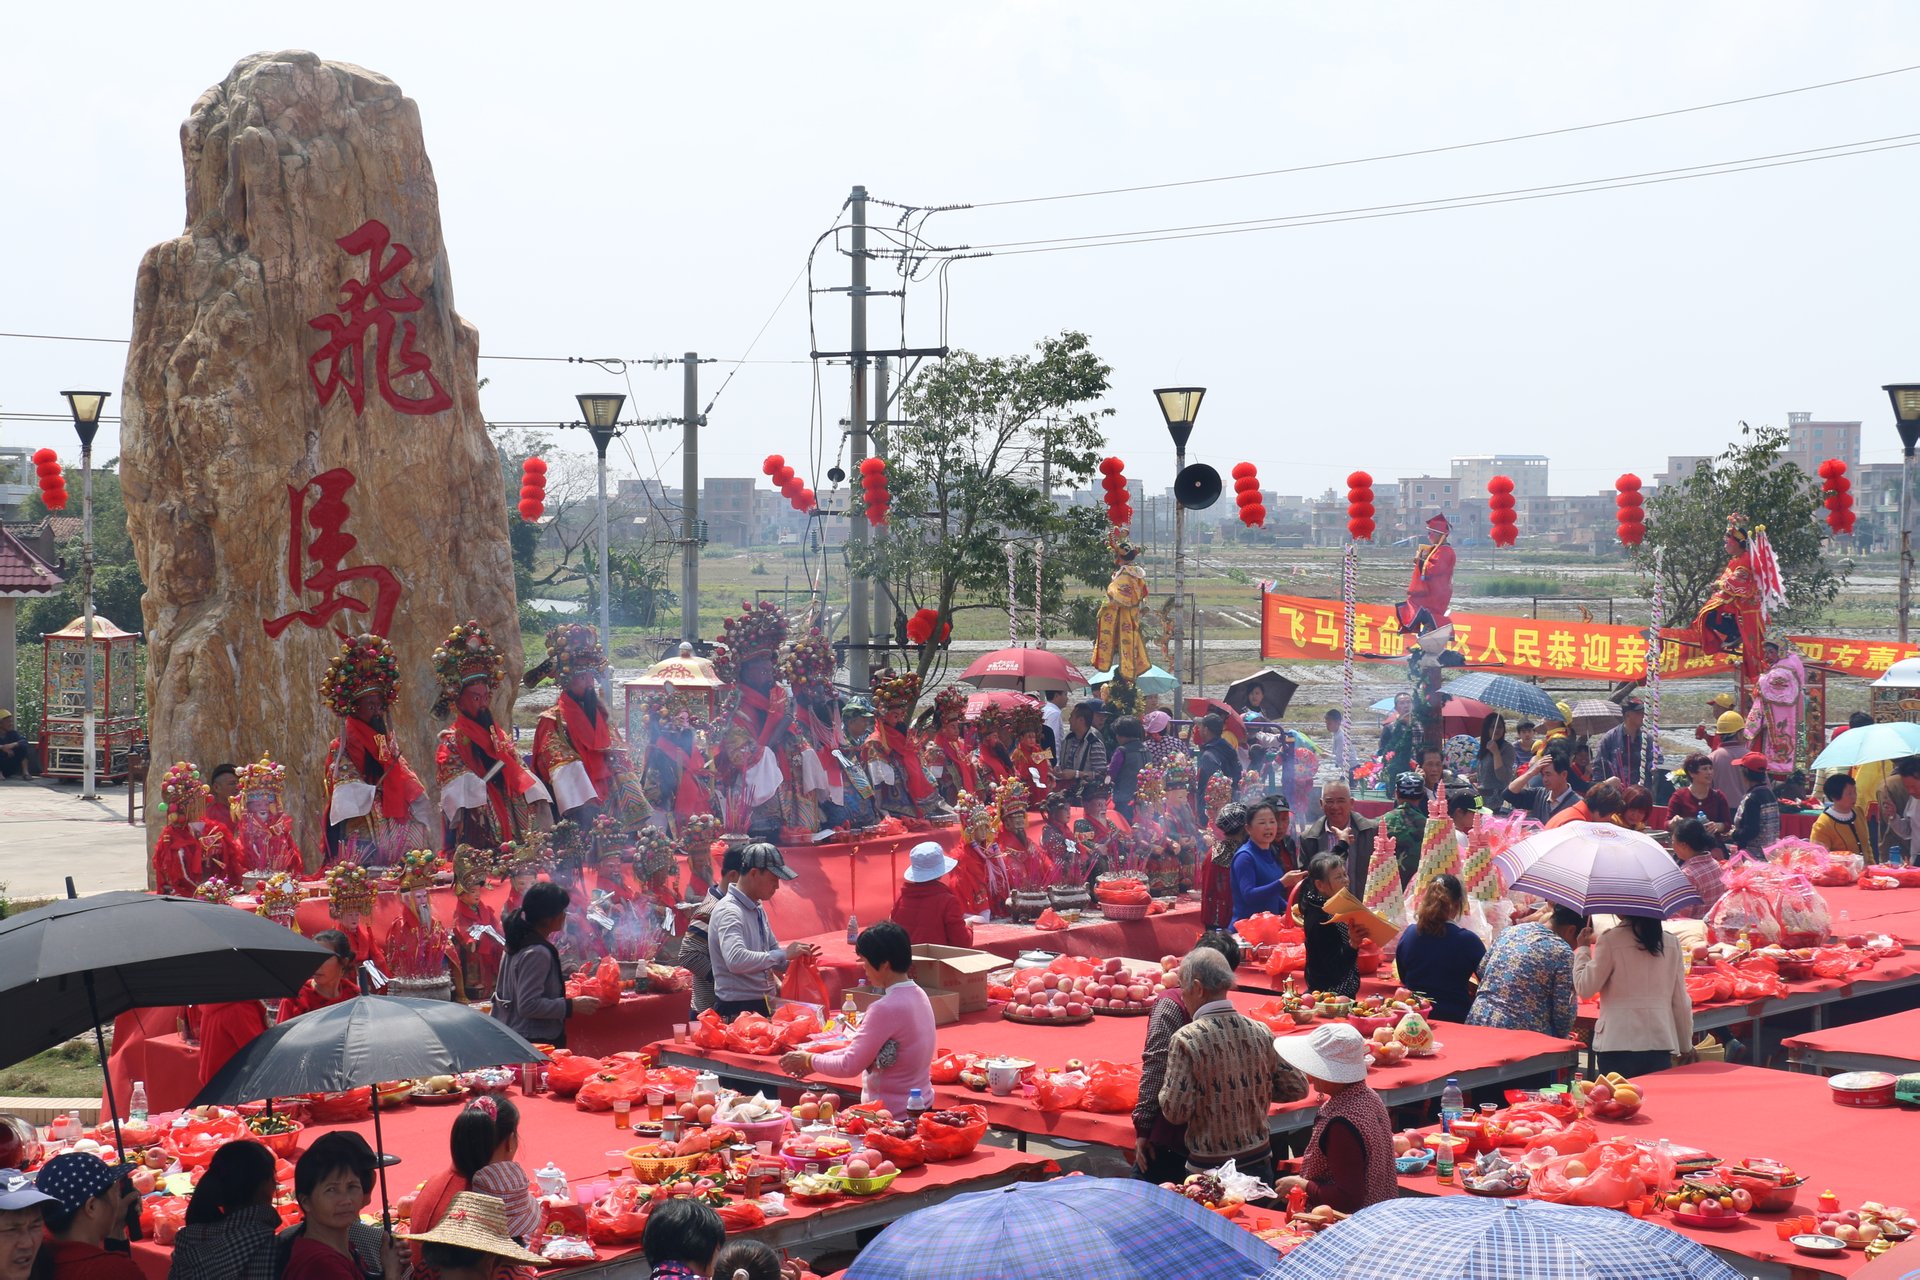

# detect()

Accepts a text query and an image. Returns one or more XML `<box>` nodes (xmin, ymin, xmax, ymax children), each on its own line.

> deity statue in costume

<box><xmin>950</xmin><ymin>792</ymin><xmax>1012</xmax><ymax>919</ymax></box>
<box><xmin>710</xmin><ymin>602</ymin><xmax>825</xmax><ymax>842</ymax></box>
<box><xmin>234</xmin><ymin>756</ymin><xmax>305</xmax><ymax>876</ymax></box>
<box><xmin>1751</xmin><ymin>641</ymin><xmax>1806</xmax><ymax>777</ymax></box>
<box><xmin>973</xmin><ymin>705</ymin><xmax>1019</xmax><ymax>801</ymax></box>
<box><xmin>994</xmin><ymin>780</ymin><xmax>1055</xmax><ymax>891</ymax></box>
<box><xmin>785</xmin><ymin>624</ymin><xmax>860</xmax><ymax>832</ymax></box>
<box><xmin>526</xmin><ymin>624</ymin><xmax>651</xmax><ymax>830</ymax></box>
<box><xmin>449</xmin><ymin>857</ymin><xmax>505</xmax><ymax>1004</ymax></box>
<box><xmin>1158</xmin><ymin>755</ymin><xmax>1202</xmax><ymax>890</ymax></box>
<box><xmin>1692</xmin><ymin>514</ymin><xmax>1779</xmax><ymax>693</ymax></box>
<box><xmin>321</xmin><ymin>633</ymin><xmax>432</xmax><ymax>868</ymax></box>
<box><xmin>864</xmin><ymin>669</ymin><xmax>955</xmax><ymax>828</ymax></box>
<box><xmin>153</xmin><ymin>762</ymin><xmax>212</xmax><ymax>895</ymax></box>
<box><xmin>385</xmin><ymin>851</ymin><xmax>453</xmax><ymax>986</ymax></box>
<box><xmin>1395</xmin><ymin>514</ymin><xmax>1456</xmax><ymax>635</ymax></box>
<box><xmin>638</xmin><ymin>690</ymin><xmax>715</xmax><ymax>832</ymax></box>
<box><xmin>1007</xmin><ymin>700</ymin><xmax>1053</xmax><ymax>808</ymax></box>
<box><xmin>435</xmin><ymin>620</ymin><xmax>553</xmax><ymax>852</ymax></box>
<box><xmin>325</xmin><ymin>863</ymin><xmax>386</xmax><ymax>993</ymax></box>
<box><xmin>1091</xmin><ymin>541</ymin><xmax>1152</xmax><ymax>681</ymax></box>
<box><xmin>923</xmin><ymin>687</ymin><xmax>980</xmax><ymax>806</ymax></box>
<box><xmin>1039</xmin><ymin>794</ymin><xmax>1079</xmax><ymax>870</ymax></box>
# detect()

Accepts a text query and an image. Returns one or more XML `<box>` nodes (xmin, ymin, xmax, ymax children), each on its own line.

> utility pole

<box><xmin>680</xmin><ymin>352</ymin><xmax>700</xmax><ymax>643</ymax></box>
<box><xmin>847</xmin><ymin>185</ymin><xmax>871</xmax><ymax>691</ymax></box>
<box><xmin>870</xmin><ymin>355</ymin><xmax>890</xmax><ymax>646</ymax></box>
<box><xmin>1038</xmin><ymin>427</ymin><xmax>1052</xmax><ymax>648</ymax></box>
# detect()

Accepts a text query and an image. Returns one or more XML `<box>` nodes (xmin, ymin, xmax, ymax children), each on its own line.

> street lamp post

<box><xmin>1884</xmin><ymin>384</ymin><xmax>1920</xmax><ymax>642</ymax></box>
<box><xmin>576</xmin><ymin>393</ymin><xmax>625</xmax><ymax>686</ymax></box>
<box><xmin>62</xmin><ymin>391</ymin><xmax>109</xmax><ymax>800</ymax></box>
<box><xmin>1154</xmin><ymin>387</ymin><xmax>1205</xmax><ymax>699</ymax></box>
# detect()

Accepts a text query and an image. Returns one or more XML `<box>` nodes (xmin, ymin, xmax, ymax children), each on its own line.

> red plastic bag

<box><xmin>780</xmin><ymin>952</ymin><xmax>830</xmax><ymax>1006</ymax></box>
<box><xmin>1355</xmin><ymin>937</ymin><xmax>1382</xmax><ymax>976</ymax></box>
<box><xmin>538</xmin><ymin>1199</ymin><xmax>590</xmax><ymax>1239</ymax></box>
<box><xmin>1033</xmin><ymin>1071</ymin><xmax>1088</xmax><ymax>1113</ymax></box>
<box><xmin>861</xmin><ymin>1124</ymin><xmax>926</xmax><ymax>1170</ymax></box>
<box><xmin>930</xmin><ymin>1051</ymin><xmax>976</xmax><ymax>1085</ymax></box>
<box><xmin>1685</xmin><ymin>970</ymin><xmax>1732</xmax><ymax>1006</ymax></box>
<box><xmin>771</xmin><ymin>1003</ymin><xmax>822</xmax><ymax>1049</ymax></box>
<box><xmin>1046</xmin><ymin>956</ymin><xmax>1097</xmax><ymax>977</ymax></box>
<box><xmin>1811</xmin><ymin>948</ymin><xmax>1875</xmax><ymax>979</ymax></box>
<box><xmin>1082</xmin><ymin>1061</ymin><xmax>1142</xmax><ymax>1114</ymax></box>
<box><xmin>917</xmin><ymin>1104</ymin><xmax>988</xmax><ymax>1160</ymax></box>
<box><xmin>717</xmin><ymin>1200</ymin><xmax>768</xmax><ymax>1232</ymax></box>
<box><xmin>1035</xmin><ymin>909</ymin><xmax>1068</xmax><ymax>931</ymax></box>
<box><xmin>544</xmin><ymin>1052</ymin><xmax>605</xmax><ymax>1099</ymax></box>
<box><xmin>1237</xmin><ymin>912</ymin><xmax>1290</xmax><ymax>945</ymax></box>
<box><xmin>302</xmin><ymin>1089</ymin><xmax>372</xmax><ymax>1125</ymax></box>
<box><xmin>1523</xmin><ymin>1117</ymin><xmax>1594</xmax><ymax>1155</ymax></box>
<box><xmin>1262</xmin><ymin>943</ymin><xmax>1306</xmax><ymax>978</ymax></box>
<box><xmin>585</xmin><ymin>1181</ymin><xmax>650</xmax><ymax>1245</ymax></box>
<box><xmin>691</xmin><ymin>1009</ymin><xmax>730</xmax><ymax>1049</ymax></box>
<box><xmin>725</xmin><ymin>1012</ymin><xmax>778</xmax><ymax>1054</ymax></box>
<box><xmin>1243</xmin><ymin>1001</ymin><xmax>1297</xmax><ymax>1036</ymax></box>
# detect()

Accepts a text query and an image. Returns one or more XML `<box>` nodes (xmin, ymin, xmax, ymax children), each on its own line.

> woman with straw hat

<box><xmin>407</xmin><ymin>1192</ymin><xmax>545</xmax><ymax>1279</ymax></box>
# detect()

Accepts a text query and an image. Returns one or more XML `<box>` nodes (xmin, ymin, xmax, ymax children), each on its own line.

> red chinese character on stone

<box><xmin>307</xmin><ymin>219</ymin><xmax>454</xmax><ymax>416</ymax></box>
<box><xmin>263</xmin><ymin>468</ymin><xmax>403</xmax><ymax>639</ymax></box>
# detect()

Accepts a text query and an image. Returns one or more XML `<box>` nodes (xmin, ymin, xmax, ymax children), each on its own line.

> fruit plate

<box><xmin>1673</xmin><ymin>1208</ymin><xmax>1746</xmax><ymax>1229</ymax></box>
<box><xmin>827</xmin><ymin>1165</ymin><xmax>902</xmax><ymax>1195</ymax></box>
<box><xmin>1462</xmin><ymin>1182</ymin><xmax>1530</xmax><ymax>1198</ymax></box>
<box><xmin>1002</xmin><ymin>1007</ymin><xmax>1093</xmax><ymax>1026</ymax></box>
<box><xmin>410</xmin><ymin>1087</ymin><xmax>470</xmax><ymax>1106</ymax></box>
<box><xmin>1790</xmin><ymin>1234</ymin><xmax>1848</xmax><ymax>1257</ymax></box>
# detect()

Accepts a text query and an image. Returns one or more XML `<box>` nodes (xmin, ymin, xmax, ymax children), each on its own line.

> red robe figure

<box><xmin>435</xmin><ymin>619</ymin><xmax>553</xmax><ymax>850</ymax></box>
<box><xmin>1396</xmin><ymin>514</ymin><xmax>1456</xmax><ymax>634</ymax></box>
<box><xmin>235</xmin><ymin>756</ymin><xmax>306</xmax><ymax>875</ymax></box>
<box><xmin>320</xmin><ymin>633</ymin><xmax>430</xmax><ymax>868</ymax></box>
<box><xmin>526</xmin><ymin>623</ymin><xmax>651</xmax><ymax>830</ymax></box>
<box><xmin>926</xmin><ymin>687</ymin><xmax>980</xmax><ymax>806</ymax></box>
<box><xmin>325</xmin><ymin>864</ymin><xmax>387</xmax><ymax>994</ymax></box>
<box><xmin>196</xmin><ymin>763</ymin><xmax>244</xmax><ymax>881</ymax></box>
<box><xmin>450</xmin><ymin>865</ymin><xmax>505</xmax><ymax>1004</ymax></box>
<box><xmin>950</xmin><ymin>793</ymin><xmax>1012</xmax><ymax>919</ymax></box>
<box><xmin>194</xmin><ymin>1000</ymin><xmax>267</xmax><ymax>1088</ymax></box>
<box><xmin>153</xmin><ymin>762</ymin><xmax>210</xmax><ymax>895</ymax></box>
<box><xmin>1694</xmin><ymin>515</ymin><xmax>1767</xmax><ymax>690</ymax></box>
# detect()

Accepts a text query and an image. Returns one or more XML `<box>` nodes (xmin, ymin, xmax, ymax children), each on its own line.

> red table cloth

<box><xmin>1400</xmin><ymin>1062</ymin><xmax>1914</xmax><ymax>1277</ymax></box>
<box><xmin>126</xmin><ymin>1089</ymin><xmax>1053</xmax><ymax>1280</ymax></box>
<box><xmin>565</xmin><ymin>990</ymin><xmax>691</xmax><ymax>1059</ymax></box>
<box><xmin>1782</xmin><ymin>1007</ymin><xmax>1920</xmax><ymax>1073</ymax></box>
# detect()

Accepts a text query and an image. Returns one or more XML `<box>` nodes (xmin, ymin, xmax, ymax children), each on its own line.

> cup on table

<box><xmin>612</xmin><ymin>1099</ymin><xmax>632</xmax><ymax>1130</ymax></box>
<box><xmin>519</xmin><ymin>1064</ymin><xmax>542</xmax><ymax>1096</ymax></box>
<box><xmin>672</xmin><ymin>1023</ymin><xmax>689</xmax><ymax>1043</ymax></box>
<box><xmin>646</xmin><ymin>1089</ymin><xmax>666</xmax><ymax>1122</ymax></box>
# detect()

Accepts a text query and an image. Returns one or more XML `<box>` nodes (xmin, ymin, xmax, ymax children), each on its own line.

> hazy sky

<box><xmin>4</xmin><ymin>3</ymin><xmax>1919</xmax><ymax>499</ymax></box>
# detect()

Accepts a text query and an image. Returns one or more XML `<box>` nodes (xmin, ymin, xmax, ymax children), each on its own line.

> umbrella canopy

<box><xmin>959</xmin><ymin>647</ymin><xmax>1087</xmax><ymax>693</ymax></box>
<box><xmin>1369</xmin><ymin>696</ymin><xmax>1398</xmax><ymax>713</ymax></box>
<box><xmin>1493</xmin><ymin>820</ymin><xmax>1700</xmax><ymax>918</ymax></box>
<box><xmin>1277</xmin><ymin>1196</ymin><xmax>1744</xmax><ymax>1280</ymax></box>
<box><xmin>846</xmin><ymin>1177</ymin><xmax>1285</xmax><ymax>1280</ymax></box>
<box><xmin>1440</xmin><ymin>696</ymin><xmax>1496</xmax><ymax>738</ymax></box>
<box><xmin>964</xmin><ymin>689</ymin><xmax>1042</xmax><ymax>721</ymax></box>
<box><xmin>0</xmin><ymin>891</ymin><xmax>331</xmax><ymax>1061</ymax></box>
<box><xmin>1872</xmin><ymin>656</ymin><xmax>1920</xmax><ymax>688</ymax></box>
<box><xmin>1186</xmin><ymin>697</ymin><xmax>1249</xmax><ymax>748</ymax></box>
<box><xmin>1811</xmin><ymin>720</ymin><xmax>1920</xmax><ymax>769</ymax></box>
<box><xmin>1568</xmin><ymin>699</ymin><xmax>1624</xmax><ymax>735</ymax></box>
<box><xmin>1442</xmin><ymin>672</ymin><xmax>1560</xmax><ymax>721</ymax></box>
<box><xmin>627</xmin><ymin>652</ymin><xmax>724</xmax><ymax>690</ymax></box>
<box><xmin>1224</xmin><ymin>669</ymin><xmax>1300</xmax><ymax>719</ymax></box>
<box><xmin>1088</xmin><ymin>663</ymin><xmax>1179</xmax><ymax>695</ymax></box>
<box><xmin>194</xmin><ymin>995</ymin><xmax>546</xmax><ymax>1106</ymax></box>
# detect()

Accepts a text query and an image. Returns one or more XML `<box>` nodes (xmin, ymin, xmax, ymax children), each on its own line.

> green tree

<box><xmin>1636</xmin><ymin>422</ymin><xmax>1848</xmax><ymax>623</ymax></box>
<box><xmin>847</xmin><ymin>331</ymin><xmax>1117</xmax><ymax>685</ymax></box>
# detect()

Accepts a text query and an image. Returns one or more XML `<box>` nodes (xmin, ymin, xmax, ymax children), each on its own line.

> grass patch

<box><xmin>0</xmin><ymin>1040</ymin><xmax>103</xmax><ymax>1097</ymax></box>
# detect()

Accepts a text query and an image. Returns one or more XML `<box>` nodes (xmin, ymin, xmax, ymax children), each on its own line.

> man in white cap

<box><xmin>1271</xmin><ymin>1024</ymin><xmax>1399</xmax><ymax>1212</ymax></box>
<box><xmin>890</xmin><ymin>841</ymin><xmax>972</xmax><ymax>947</ymax></box>
<box><xmin>0</xmin><ymin>1168</ymin><xmax>55</xmax><ymax>1280</ymax></box>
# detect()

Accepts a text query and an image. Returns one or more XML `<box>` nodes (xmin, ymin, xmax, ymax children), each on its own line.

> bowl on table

<box><xmin>1394</xmin><ymin>1148</ymin><xmax>1434</xmax><ymax>1175</ymax></box>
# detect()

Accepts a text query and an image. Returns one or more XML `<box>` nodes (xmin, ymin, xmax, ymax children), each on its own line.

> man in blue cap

<box><xmin>33</xmin><ymin>1151</ymin><xmax>139</xmax><ymax>1277</ymax></box>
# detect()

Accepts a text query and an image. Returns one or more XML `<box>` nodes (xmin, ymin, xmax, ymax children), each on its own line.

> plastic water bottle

<box><xmin>1440</xmin><ymin>1077</ymin><xmax>1464</xmax><ymax>1127</ymax></box>
<box><xmin>1890</xmin><ymin>844</ymin><xmax>1906</xmax><ymax>867</ymax></box>
<box><xmin>846</xmin><ymin>913</ymin><xmax>859</xmax><ymax>945</ymax></box>
<box><xmin>905</xmin><ymin>1088</ymin><xmax>929</xmax><ymax>1125</ymax></box>
<box><xmin>129</xmin><ymin>1082</ymin><xmax>149</xmax><ymax>1125</ymax></box>
<box><xmin>840</xmin><ymin>991</ymin><xmax>860</xmax><ymax>1033</ymax></box>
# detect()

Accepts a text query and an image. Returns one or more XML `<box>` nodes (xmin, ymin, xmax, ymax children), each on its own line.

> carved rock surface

<box><xmin>122</xmin><ymin>51</ymin><xmax>520</xmax><ymax>856</ymax></box>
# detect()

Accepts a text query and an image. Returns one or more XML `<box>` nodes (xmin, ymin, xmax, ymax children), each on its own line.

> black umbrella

<box><xmin>193</xmin><ymin>996</ymin><xmax>547</xmax><ymax>1221</ymax></box>
<box><xmin>1223</xmin><ymin>668</ymin><xmax>1299</xmax><ymax>719</ymax></box>
<box><xmin>0</xmin><ymin>883</ymin><xmax>331</xmax><ymax>1153</ymax></box>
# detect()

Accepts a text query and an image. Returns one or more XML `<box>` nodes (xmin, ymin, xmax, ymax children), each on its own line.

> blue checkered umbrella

<box><xmin>1441</xmin><ymin>672</ymin><xmax>1561</xmax><ymax>721</ymax></box>
<box><xmin>1277</xmin><ymin>1197</ymin><xmax>1743</xmax><ymax>1280</ymax></box>
<box><xmin>845</xmin><ymin>1177</ymin><xmax>1285</xmax><ymax>1280</ymax></box>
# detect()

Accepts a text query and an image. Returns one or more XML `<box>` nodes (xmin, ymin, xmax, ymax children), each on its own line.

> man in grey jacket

<box><xmin>708</xmin><ymin>843</ymin><xmax>820</xmax><ymax>1018</ymax></box>
<box><xmin>1297</xmin><ymin>780</ymin><xmax>1381</xmax><ymax>890</ymax></box>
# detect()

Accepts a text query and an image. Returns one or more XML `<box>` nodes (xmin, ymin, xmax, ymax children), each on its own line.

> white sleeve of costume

<box><xmin>440</xmin><ymin>772</ymin><xmax>489</xmax><ymax>820</ymax></box>
<box><xmin>550</xmin><ymin>759</ymin><xmax>600</xmax><ymax>813</ymax></box>
<box><xmin>797</xmin><ymin>748</ymin><xmax>830</xmax><ymax>797</ymax></box>
<box><xmin>744</xmin><ymin>749</ymin><xmax>784</xmax><ymax>806</ymax></box>
<box><xmin>868</xmin><ymin>759</ymin><xmax>898</xmax><ymax>787</ymax></box>
<box><xmin>519</xmin><ymin>774</ymin><xmax>553</xmax><ymax>805</ymax></box>
<box><xmin>329</xmin><ymin>781</ymin><xmax>376</xmax><ymax>825</ymax></box>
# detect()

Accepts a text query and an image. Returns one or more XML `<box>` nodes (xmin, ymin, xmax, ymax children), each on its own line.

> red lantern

<box><xmin>1345</xmin><ymin>470</ymin><xmax>1375</xmax><ymax>541</ymax></box>
<box><xmin>860</xmin><ymin>456</ymin><xmax>890</xmax><ymax>526</ymax></box>
<box><xmin>32</xmin><ymin>448</ymin><xmax>67</xmax><ymax>512</ymax></box>
<box><xmin>1487</xmin><ymin>475</ymin><xmax>1518</xmax><ymax>547</ymax></box>
<box><xmin>1819</xmin><ymin>458</ymin><xmax>1855</xmax><ymax>534</ymax></box>
<box><xmin>1234</xmin><ymin>462</ymin><xmax>1265</xmax><ymax>527</ymax></box>
<box><xmin>1101</xmin><ymin>457</ymin><xmax>1132</xmax><ymax>528</ymax></box>
<box><xmin>762</xmin><ymin>454</ymin><xmax>785</xmax><ymax>477</ymax></box>
<box><xmin>517</xmin><ymin>456</ymin><xmax>547</xmax><ymax>521</ymax></box>
<box><xmin>1615</xmin><ymin>473</ymin><xmax>1645</xmax><ymax>546</ymax></box>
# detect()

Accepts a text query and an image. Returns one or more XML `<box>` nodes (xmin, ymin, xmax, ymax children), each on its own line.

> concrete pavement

<box><xmin>0</xmin><ymin>777</ymin><xmax>148</xmax><ymax>901</ymax></box>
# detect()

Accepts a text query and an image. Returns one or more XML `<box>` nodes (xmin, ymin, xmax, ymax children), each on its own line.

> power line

<box><xmin>963</xmin><ymin>133</ymin><xmax>1920</xmax><ymax>258</ymax></box>
<box><xmin>956</xmin><ymin>62</ymin><xmax>1920</xmax><ymax>210</ymax></box>
<box><xmin>0</xmin><ymin>331</ymin><xmax>804</xmax><ymax>364</ymax></box>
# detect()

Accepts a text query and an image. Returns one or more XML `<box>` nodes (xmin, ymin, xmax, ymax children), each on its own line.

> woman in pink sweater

<box><xmin>778</xmin><ymin>921</ymin><xmax>936</xmax><ymax>1112</ymax></box>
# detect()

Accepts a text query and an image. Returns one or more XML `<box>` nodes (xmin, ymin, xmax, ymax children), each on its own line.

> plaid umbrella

<box><xmin>1494</xmin><ymin>820</ymin><xmax>1701</xmax><ymax>918</ymax></box>
<box><xmin>844</xmin><ymin>1177</ymin><xmax>1285</xmax><ymax>1280</ymax></box>
<box><xmin>1441</xmin><ymin>672</ymin><xmax>1560</xmax><ymax>721</ymax></box>
<box><xmin>1278</xmin><ymin>1197</ymin><xmax>1744</xmax><ymax>1279</ymax></box>
<box><xmin>1568</xmin><ymin>699</ymin><xmax>1624</xmax><ymax>735</ymax></box>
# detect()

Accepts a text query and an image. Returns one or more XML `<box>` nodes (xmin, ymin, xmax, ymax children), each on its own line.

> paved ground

<box><xmin>0</xmin><ymin>777</ymin><xmax>149</xmax><ymax>901</ymax></box>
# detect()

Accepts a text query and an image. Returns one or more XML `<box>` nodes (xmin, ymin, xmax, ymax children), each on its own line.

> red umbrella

<box><xmin>959</xmin><ymin>647</ymin><xmax>1087</xmax><ymax>693</ymax></box>
<box><xmin>1440</xmin><ymin>696</ymin><xmax>1497</xmax><ymax>738</ymax></box>
<box><xmin>1185</xmin><ymin>697</ymin><xmax>1248</xmax><ymax>749</ymax></box>
<box><xmin>964</xmin><ymin>689</ymin><xmax>1041</xmax><ymax>721</ymax></box>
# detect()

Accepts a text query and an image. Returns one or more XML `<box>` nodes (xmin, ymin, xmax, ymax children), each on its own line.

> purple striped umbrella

<box><xmin>1493</xmin><ymin>820</ymin><xmax>1700</xmax><ymax>918</ymax></box>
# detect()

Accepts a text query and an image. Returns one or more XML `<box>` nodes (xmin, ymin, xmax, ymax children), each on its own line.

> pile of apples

<box><xmin>1813</xmin><ymin>1203</ymin><xmax>1916</xmax><ymax>1246</ymax></box>
<box><xmin>1081</xmin><ymin>957</ymin><xmax>1179</xmax><ymax>1013</ymax></box>
<box><xmin>673</xmin><ymin>1089</ymin><xmax>721</xmax><ymax>1126</ymax></box>
<box><xmin>839</xmin><ymin>1156</ymin><xmax>899</xmax><ymax>1181</ymax></box>
<box><xmin>1579</xmin><ymin>1073</ymin><xmax>1643</xmax><ymax>1120</ymax></box>
<box><xmin>1365</xmin><ymin>1027</ymin><xmax>1410</xmax><ymax>1066</ymax></box>
<box><xmin>1007</xmin><ymin>971</ymin><xmax>1092</xmax><ymax>1020</ymax></box>
<box><xmin>1666</xmin><ymin>1181</ymin><xmax>1749</xmax><ymax>1218</ymax></box>
<box><xmin>791</xmin><ymin>1091</ymin><xmax>836</xmax><ymax>1124</ymax></box>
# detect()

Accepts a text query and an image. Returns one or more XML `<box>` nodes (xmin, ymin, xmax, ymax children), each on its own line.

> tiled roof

<box><xmin>0</xmin><ymin>525</ymin><xmax>63</xmax><ymax>596</ymax></box>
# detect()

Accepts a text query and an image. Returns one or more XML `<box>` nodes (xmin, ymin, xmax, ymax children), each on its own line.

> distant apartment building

<box><xmin>1450</xmin><ymin>454</ymin><xmax>1548</xmax><ymax>499</ymax></box>
<box><xmin>1656</xmin><ymin>455</ymin><xmax>1711</xmax><ymax>489</ymax></box>
<box><xmin>1396</xmin><ymin>475</ymin><xmax>1460</xmax><ymax>541</ymax></box>
<box><xmin>702</xmin><ymin>477</ymin><xmax>760</xmax><ymax>546</ymax></box>
<box><xmin>1782</xmin><ymin>411</ymin><xmax>1861</xmax><ymax>477</ymax></box>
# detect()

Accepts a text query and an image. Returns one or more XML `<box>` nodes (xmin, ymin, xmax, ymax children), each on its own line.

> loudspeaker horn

<box><xmin>1174</xmin><ymin>463</ymin><xmax>1222</xmax><ymax>510</ymax></box>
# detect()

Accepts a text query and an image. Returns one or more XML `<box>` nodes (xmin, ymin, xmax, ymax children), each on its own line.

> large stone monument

<box><xmin>121</xmin><ymin>52</ymin><xmax>520</xmax><ymax>853</ymax></box>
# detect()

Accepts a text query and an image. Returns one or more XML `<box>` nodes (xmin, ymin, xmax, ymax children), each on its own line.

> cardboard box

<box><xmin>910</xmin><ymin>945</ymin><xmax>1004</xmax><ymax>1012</ymax></box>
<box><xmin>849</xmin><ymin>984</ymin><xmax>961</xmax><ymax>1025</ymax></box>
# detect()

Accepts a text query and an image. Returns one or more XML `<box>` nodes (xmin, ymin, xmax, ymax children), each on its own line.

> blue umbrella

<box><xmin>1088</xmin><ymin>663</ymin><xmax>1179</xmax><ymax>695</ymax></box>
<box><xmin>1278</xmin><ymin>1197</ymin><xmax>1743</xmax><ymax>1280</ymax></box>
<box><xmin>1369</xmin><ymin>696</ymin><xmax>1397</xmax><ymax>713</ymax></box>
<box><xmin>1441</xmin><ymin>672</ymin><xmax>1560</xmax><ymax>721</ymax></box>
<box><xmin>846</xmin><ymin>1177</ymin><xmax>1285</xmax><ymax>1280</ymax></box>
<box><xmin>1811</xmin><ymin>719</ymin><xmax>1920</xmax><ymax>769</ymax></box>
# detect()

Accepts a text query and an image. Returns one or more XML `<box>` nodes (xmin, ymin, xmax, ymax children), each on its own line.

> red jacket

<box><xmin>890</xmin><ymin>880</ymin><xmax>973</xmax><ymax>948</ymax></box>
<box><xmin>196</xmin><ymin>1000</ymin><xmax>267</xmax><ymax>1086</ymax></box>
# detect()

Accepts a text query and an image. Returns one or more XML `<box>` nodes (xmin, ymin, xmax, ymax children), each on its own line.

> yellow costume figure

<box><xmin>1092</xmin><ymin>542</ymin><xmax>1151</xmax><ymax>681</ymax></box>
